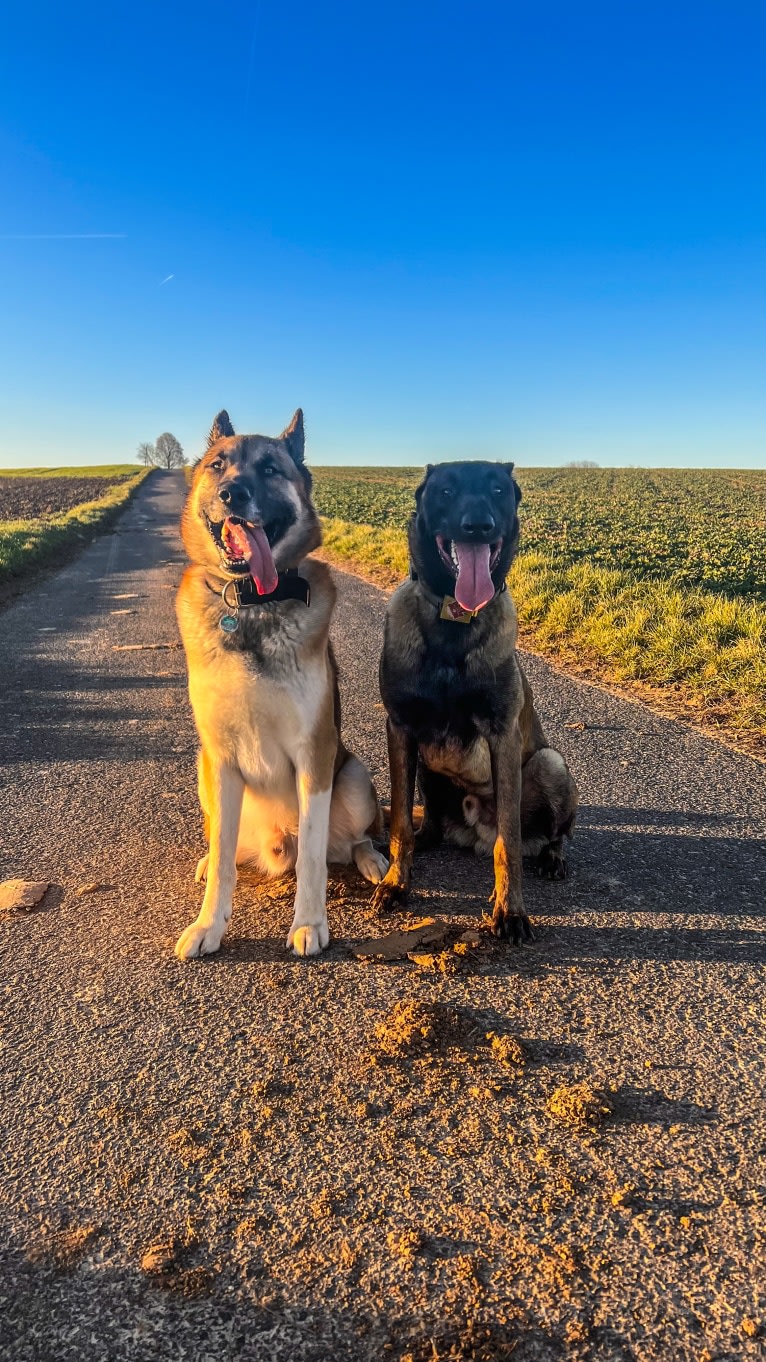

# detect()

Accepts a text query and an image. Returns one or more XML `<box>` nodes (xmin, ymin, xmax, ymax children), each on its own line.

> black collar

<box><xmin>206</xmin><ymin>568</ymin><xmax>311</xmax><ymax>608</ymax></box>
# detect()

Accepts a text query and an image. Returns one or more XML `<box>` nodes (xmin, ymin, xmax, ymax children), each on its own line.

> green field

<box><xmin>313</xmin><ymin>466</ymin><xmax>766</xmax><ymax>599</ymax></box>
<box><xmin>0</xmin><ymin>464</ymin><xmax>139</xmax><ymax>478</ymax></box>
<box><xmin>313</xmin><ymin>466</ymin><xmax>766</xmax><ymax>756</ymax></box>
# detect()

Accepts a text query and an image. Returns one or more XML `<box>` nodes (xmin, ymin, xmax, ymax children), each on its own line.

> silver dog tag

<box><xmin>220</xmin><ymin>613</ymin><xmax>239</xmax><ymax>634</ymax></box>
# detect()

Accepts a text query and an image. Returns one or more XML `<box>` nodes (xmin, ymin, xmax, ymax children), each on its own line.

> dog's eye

<box><xmin>209</xmin><ymin>459</ymin><xmax>224</xmax><ymax>471</ymax></box>
<box><xmin>493</xmin><ymin>486</ymin><xmax>503</xmax><ymax>495</ymax></box>
<box><xmin>442</xmin><ymin>487</ymin><xmax>453</xmax><ymax>499</ymax></box>
<box><xmin>261</xmin><ymin>464</ymin><xmax>278</xmax><ymax>478</ymax></box>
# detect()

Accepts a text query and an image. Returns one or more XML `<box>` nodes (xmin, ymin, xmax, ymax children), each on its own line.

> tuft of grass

<box><xmin>319</xmin><ymin>517</ymin><xmax>409</xmax><ymax>588</ymax></box>
<box><xmin>0</xmin><ymin>470</ymin><xmax>151</xmax><ymax>587</ymax></box>
<box><xmin>318</xmin><ymin>517</ymin><xmax>766</xmax><ymax>755</ymax></box>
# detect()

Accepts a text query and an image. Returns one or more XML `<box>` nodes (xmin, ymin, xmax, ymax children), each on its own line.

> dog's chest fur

<box><xmin>380</xmin><ymin>582</ymin><xmax>522</xmax><ymax>764</ymax></box>
<box><xmin>176</xmin><ymin>564</ymin><xmax>333</xmax><ymax>790</ymax></box>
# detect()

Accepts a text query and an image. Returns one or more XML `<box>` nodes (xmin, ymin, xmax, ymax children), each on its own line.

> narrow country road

<box><xmin>1</xmin><ymin>472</ymin><xmax>764</xmax><ymax>1362</ymax></box>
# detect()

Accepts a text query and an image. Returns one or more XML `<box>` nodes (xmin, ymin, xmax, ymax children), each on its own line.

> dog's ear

<box><xmin>498</xmin><ymin>460</ymin><xmax>522</xmax><ymax>505</ymax></box>
<box><xmin>208</xmin><ymin>410</ymin><xmax>235</xmax><ymax>446</ymax></box>
<box><xmin>279</xmin><ymin>408</ymin><xmax>305</xmax><ymax>465</ymax></box>
<box><xmin>414</xmin><ymin>464</ymin><xmax>435</xmax><ymax>507</ymax></box>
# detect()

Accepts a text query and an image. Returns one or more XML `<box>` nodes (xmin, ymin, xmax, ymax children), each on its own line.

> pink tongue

<box><xmin>225</xmin><ymin>520</ymin><xmax>279</xmax><ymax>594</ymax></box>
<box><xmin>453</xmin><ymin>542</ymin><xmax>495</xmax><ymax>612</ymax></box>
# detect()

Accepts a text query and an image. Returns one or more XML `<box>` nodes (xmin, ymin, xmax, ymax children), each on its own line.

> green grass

<box><xmin>0</xmin><ymin>470</ymin><xmax>151</xmax><ymax>587</ymax></box>
<box><xmin>0</xmin><ymin>464</ymin><xmax>139</xmax><ymax>478</ymax></box>
<box><xmin>315</xmin><ymin>468</ymin><xmax>766</xmax><ymax>756</ymax></box>
<box><xmin>313</xmin><ymin>465</ymin><xmax>766</xmax><ymax>600</ymax></box>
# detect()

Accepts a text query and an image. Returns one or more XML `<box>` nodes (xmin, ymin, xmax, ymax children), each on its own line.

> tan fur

<box><xmin>174</xmin><ymin>412</ymin><xmax>387</xmax><ymax>960</ymax></box>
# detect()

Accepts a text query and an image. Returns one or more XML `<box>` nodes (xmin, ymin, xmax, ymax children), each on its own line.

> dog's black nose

<box><xmin>460</xmin><ymin>512</ymin><xmax>496</xmax><ymax>538</ymax></box>
<box><xmin>219</xmin><ymin>480</ymin><xmax>252</xmax><ymax>513</ymax></box>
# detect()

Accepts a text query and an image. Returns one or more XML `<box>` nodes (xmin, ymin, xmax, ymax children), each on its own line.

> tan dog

<box><xmin>174</xmin><ymin>408</ymin><xmax>387</xmax><ymax>960</ymax></box>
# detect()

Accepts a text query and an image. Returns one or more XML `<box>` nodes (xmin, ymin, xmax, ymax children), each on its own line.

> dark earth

<box><xmin>0</xmin><ymin>472</ymin><xmax>764</xmax><ymax>1362</ymax></box>
<box><xmin>0</xmin><ymin>475</ymin><xmax>130</xmax><ymax>521</ymax></box>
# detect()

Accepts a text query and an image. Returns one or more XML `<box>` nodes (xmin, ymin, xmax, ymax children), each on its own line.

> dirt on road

<box><xmin>0</xmin><ymin>472</ymin><xmax>764</xmax><ymax>1362</ymax></box>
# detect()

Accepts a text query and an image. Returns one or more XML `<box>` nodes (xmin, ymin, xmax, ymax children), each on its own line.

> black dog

<box><xmin>371</xmin><ymin>461</ymin><xmax>578</xmax><ymax>942</ymax></box>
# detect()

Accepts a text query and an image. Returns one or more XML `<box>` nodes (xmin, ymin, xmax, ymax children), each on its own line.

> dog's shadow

<box><xmin>200</xmin><ymin>799</ymin><xmax>766</xmax><ymax>967</ymax></box>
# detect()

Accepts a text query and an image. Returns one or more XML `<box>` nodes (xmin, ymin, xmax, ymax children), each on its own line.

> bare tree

<box><xmin>566</xmin><ymin>460</ymin><xmax>599</xmax><ymax>469</ymax></box>
<box><xmin>154</xmin><ymin>433</ymin><xmax>187</xmax><ymax>469</ymax></box>
<box><xmin>137</xmin><ymin>441</ymin><xmax>156</xmax><ymax>466</ymax></box>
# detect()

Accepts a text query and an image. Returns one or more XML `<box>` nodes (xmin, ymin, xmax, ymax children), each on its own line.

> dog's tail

<box><xmin>380</xmin><ymin>803</ymin><xmax>425</xmax><ymax>832</ymax></box>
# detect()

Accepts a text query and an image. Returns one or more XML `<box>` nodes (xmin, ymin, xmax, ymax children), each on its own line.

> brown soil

<box><xmin>0</xmin><ymin>476</ymin><xmax>125</xmax><ymax>520</ymax></box>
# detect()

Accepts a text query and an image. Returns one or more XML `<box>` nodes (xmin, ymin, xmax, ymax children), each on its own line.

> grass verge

<box><xmin>0</xmin><ymin>464</ymin><xmax>139</xmax><ymax>478</ymax></box>
<box><xmin>319</xmin><ymin>517</ymin><xmax>766</xmax><ymax>761</ymax></box>
<box><xmin>0</xmin><ymin>470</ymin><xmax>152</xmax><ymax>591</ymax></box>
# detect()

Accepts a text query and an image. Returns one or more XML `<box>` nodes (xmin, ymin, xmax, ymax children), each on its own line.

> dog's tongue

<box><xmin>453</xmin><ymin>542</ymin><xmax>495</xmax><ymax>612</ymax></box>
<box><xmin>225</xmin><ymin>520</ymin><xmax>279</xmax><ymax>595</ymax></box>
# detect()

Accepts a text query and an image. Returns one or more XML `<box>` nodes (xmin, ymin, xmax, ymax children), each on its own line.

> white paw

<box><xmin>175</xmin><ymin>920</ymin><xmax>226</xmax><ymax>960</ymax></box>
<box><xmin>287</xmin><ymin>920</ymin><xmax>330</xmax><ymax>957</ymax></box>
<box><xmin>354</xmin><ymin>842</ymin><xmax>389</xmax><ymax>885</ymax></box>
<box><xmin>195</xmin><ymin>854</ymin><xmax>209</xmax><ymax>883</ymax></box>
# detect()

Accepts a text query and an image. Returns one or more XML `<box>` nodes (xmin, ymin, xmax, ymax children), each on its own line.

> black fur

<box><xmin>408</xmin><ymin>460</ymin><xmax>521</xmax><ymax>607</ymax></box>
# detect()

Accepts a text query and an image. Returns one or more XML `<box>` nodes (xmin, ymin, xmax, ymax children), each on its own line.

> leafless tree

<box><xmin>566</xmin><ymin>460</ymin><xmax>599</xmax><ymax>469</ymax></box>
<box><xmin>137</xmin><ymin>441</ymin><xmax>156</xmax><ymax>466</ymax></box>
<box><xmin>154</xmin><ymin>433</ymin><xmax>187</xmax><ymax>469</ymax></box>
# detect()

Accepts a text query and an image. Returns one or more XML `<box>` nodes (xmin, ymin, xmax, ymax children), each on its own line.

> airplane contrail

<box><xmin>159</xmin><ymin>274</ymin><xmax>175</xmax><ymax>286</ymax></box>
<box><xmin>0</xmin><ymin>233</ymin><xmax>127</xmax><ymax>240</ymax></box>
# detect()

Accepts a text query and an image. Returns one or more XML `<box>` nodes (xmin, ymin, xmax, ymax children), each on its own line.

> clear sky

<box><xmin>0</xmin><ymin>1</ymin><xmax>764</xmax><ymax>469</ymax></box>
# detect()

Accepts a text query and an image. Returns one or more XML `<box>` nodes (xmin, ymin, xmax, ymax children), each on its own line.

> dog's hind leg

<box><xmin>176</xmin><ymin>759</ymin><xmax>244</xmax><ymax>960</ymax></box>
<box><xmin>521</xmin><ymin>748</ymin><xmax>579</xmax><ymax>881</ymax></box>
<box><xmin>327</xmin><ymin>753</ymin><xmax>388</xmax><ymax>884</ymax></box>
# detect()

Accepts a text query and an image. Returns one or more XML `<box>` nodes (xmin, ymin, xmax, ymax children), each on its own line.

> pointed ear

<box><xmin>414</xmin><ymin>463</ymin><xmax>435</xmax><ymax>506</ymax></box>
<box><xmin>208</xmin><ymin>410</ymin><xmax>235</xmax><ymax>446</ymax></box>
<box><xmin>498</xmin><ymin>460</ymin><xmax>521</xmax><ymax>505</ymax></box>
<box><xmin>279</xmin><ymin>408</ymin><xmax>305</xmax><ymax>464</ymax></box>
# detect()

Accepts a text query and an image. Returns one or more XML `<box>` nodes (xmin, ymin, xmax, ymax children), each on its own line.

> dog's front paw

<box><xmin>175</xmin><ymin>920</ymin><xmax>226</xmax><ymax>960</ymax></box>
<box><xmin>287</xmin><ymin>920</ymin><xmax>330</xmax><ymax>957</ymax></box>
<box><xmin>371</xmin><ymin>870</ymin><xmax>409</xmax><ymax>914</ymax></box>
<box><xmin>354</xmin><ymin>841</ymin><xmax>389</xmax><ymax>885</ymax></box>
<box><xmin>489</xmin><ymin>894</ymin><xmax>533</xmax><ymax>946</ymax></box>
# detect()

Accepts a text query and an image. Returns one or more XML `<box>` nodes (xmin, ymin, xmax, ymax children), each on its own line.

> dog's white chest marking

<box><xmin>189</xmin><ymin>650</ymin><xmax>326</xmax><ymax>796</ymax></box>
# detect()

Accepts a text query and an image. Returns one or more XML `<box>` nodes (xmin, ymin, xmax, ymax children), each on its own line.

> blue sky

<box><xmin>0</xmin><ymin>1</ymin><xmax>764</xmax><ymax>469</ymax></box>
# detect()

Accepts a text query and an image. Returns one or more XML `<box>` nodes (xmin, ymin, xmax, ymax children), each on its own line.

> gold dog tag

<box><xmin>440</xmin><ymin>596</ymin><xmax>477</xmax><ymax>624</ymax></box>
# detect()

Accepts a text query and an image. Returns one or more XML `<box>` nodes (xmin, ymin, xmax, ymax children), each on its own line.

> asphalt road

<box><xmin>1</xmin><ymin>471</ymin><xmax>764</xmax><ymax>1362</ymax></box>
